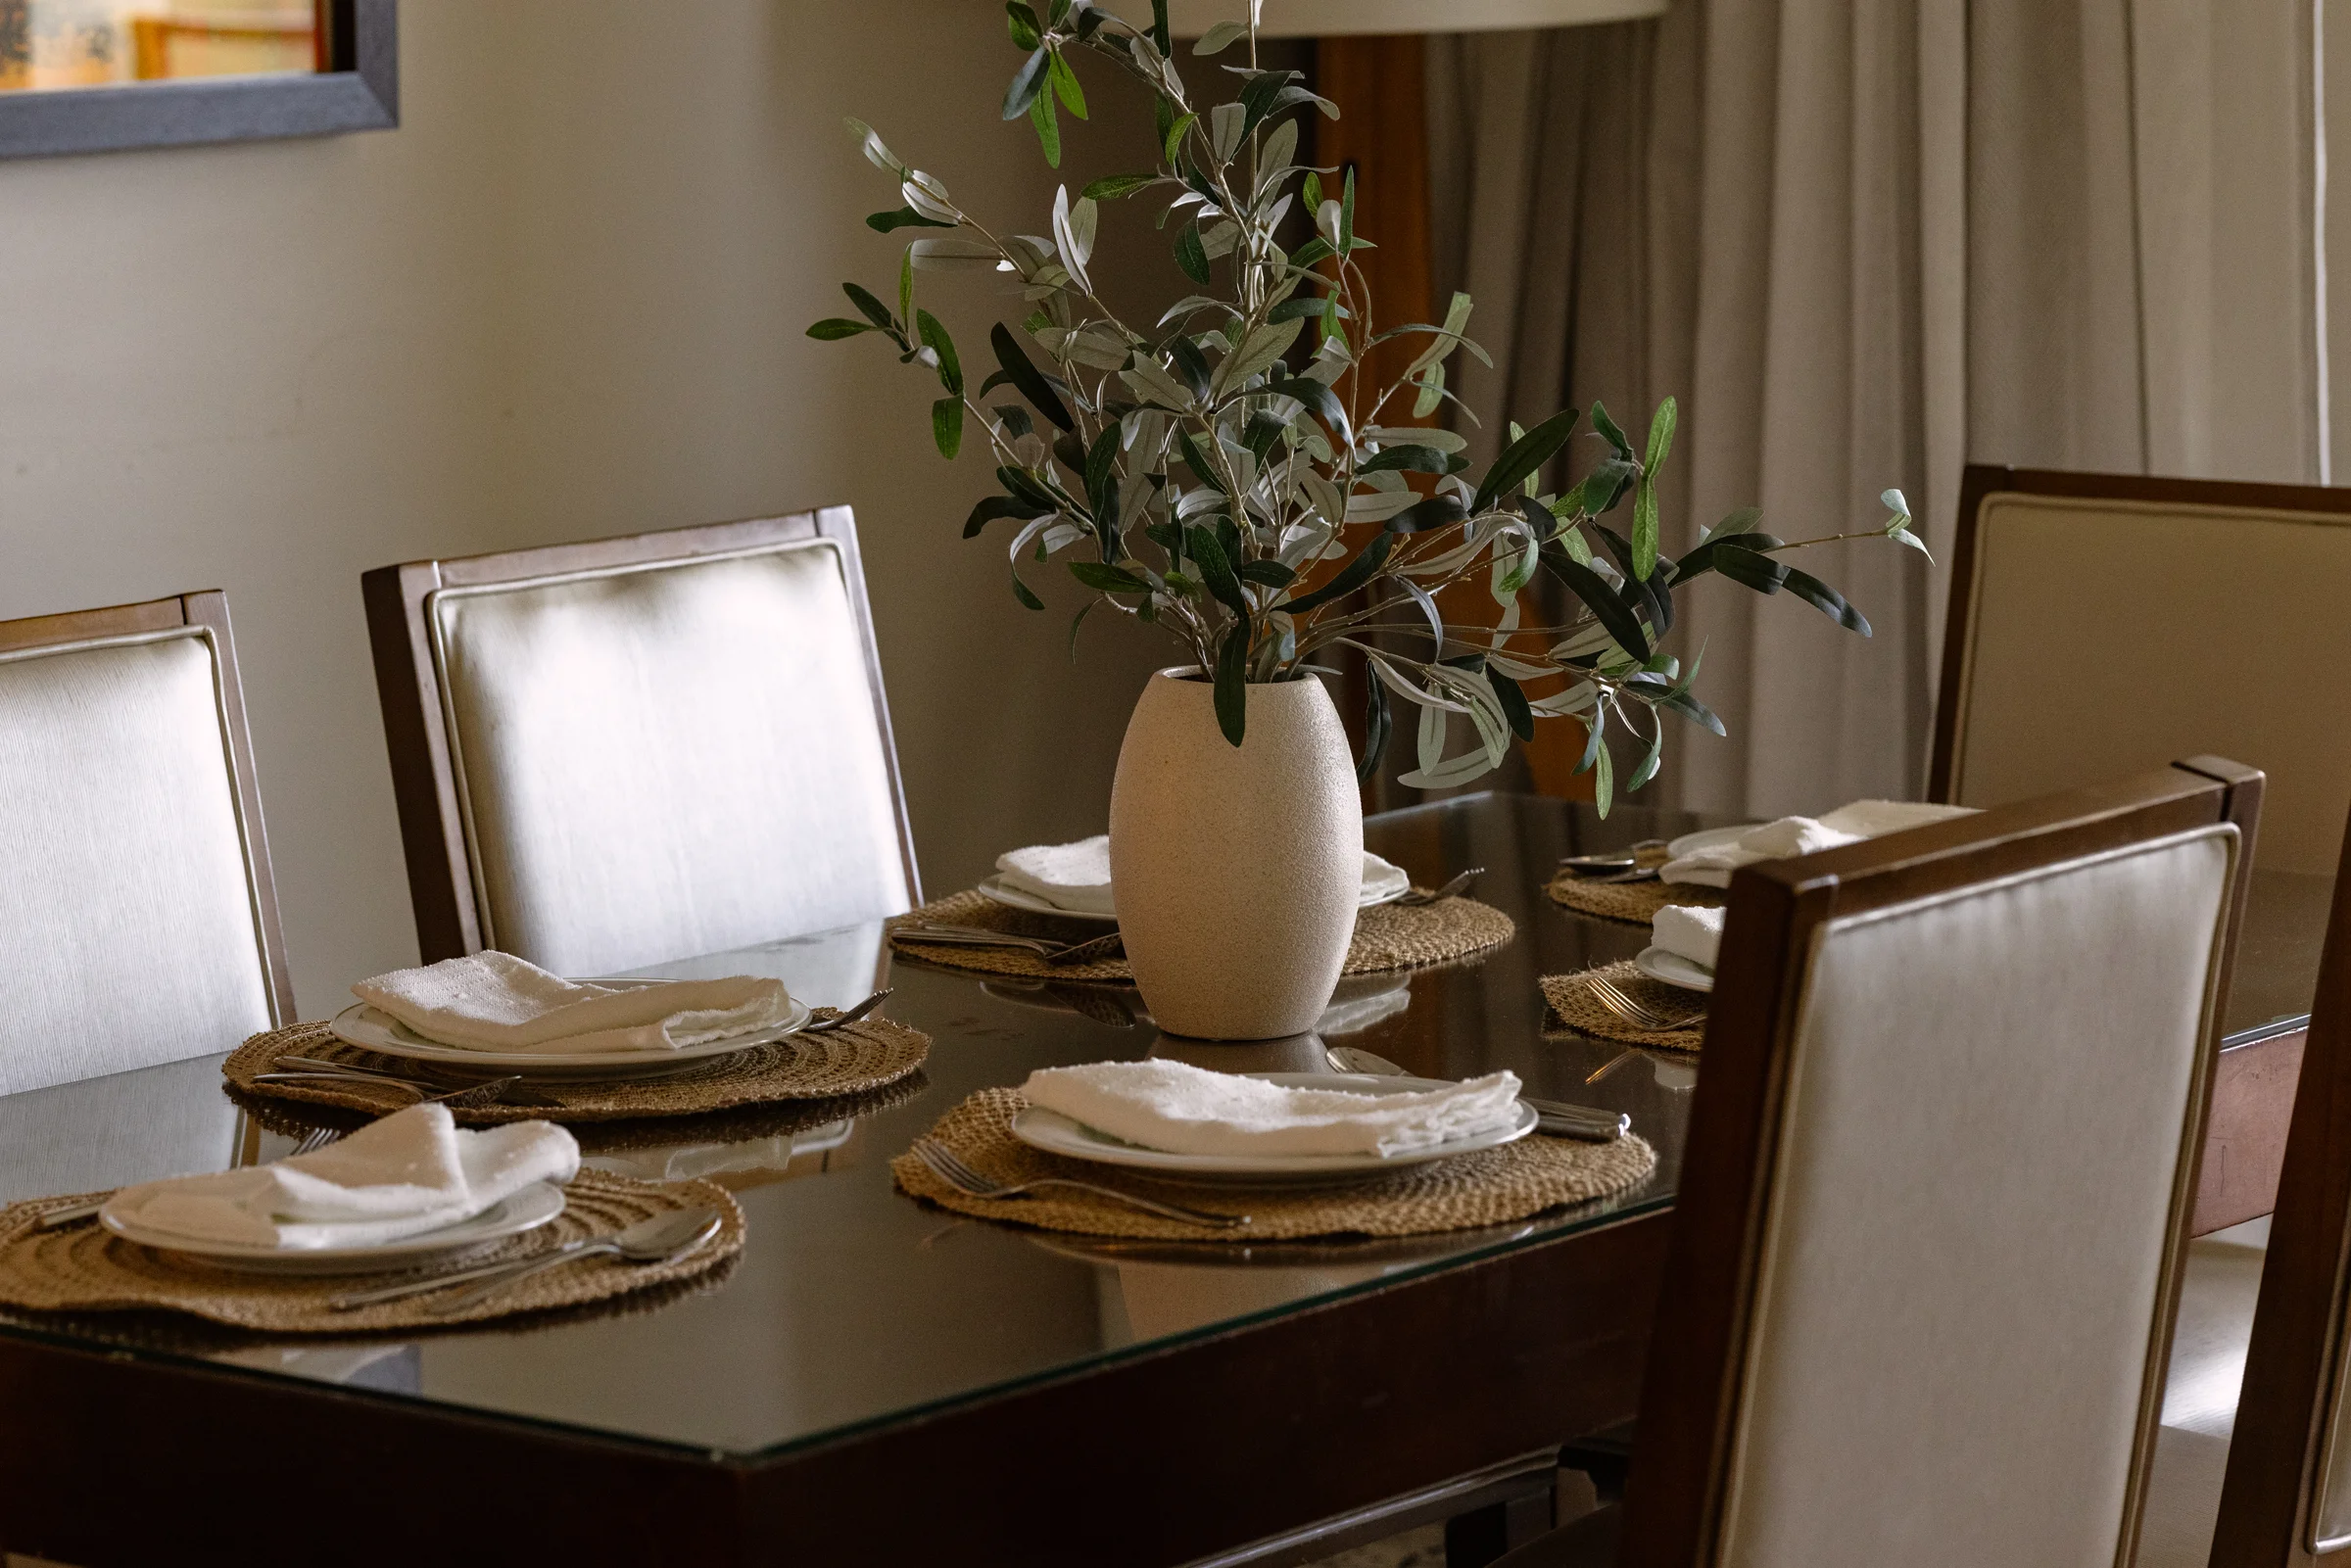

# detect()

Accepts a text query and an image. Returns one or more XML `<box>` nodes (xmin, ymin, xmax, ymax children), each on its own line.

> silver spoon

<box><xmin>800</xmin><ymin>988</ymin><xmax>893</xmax><ymax>1033</ymax></box>
<box><xmin>329</xmin><ymin>1206</ymin><xmax>723</xmax><ymax>1312</ymax></box>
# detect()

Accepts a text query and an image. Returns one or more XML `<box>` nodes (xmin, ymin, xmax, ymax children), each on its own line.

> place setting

<box><xmin>890</xmin><ymin>1054</ymin><xmax>1655</xmax><ymax>1244</ymax></box>
<box><xmin>888</xmin><ymin>832</ymin><xmax>1516</xmax><ymax>985</ymax></box>
<box><xmin>0</xmin><ymin>1102</ymin><xmax>743</xmax><ymax>1334</ymax></box>
<box><xmin>1540</xmin><ymin>800</ymin><xmax>1978</xmax><ymax>1050</ymax></box>
<box><xmin>220</xmin><ymin>950</ymin><xmax>931</xmax><ymax>1126</ymax></box>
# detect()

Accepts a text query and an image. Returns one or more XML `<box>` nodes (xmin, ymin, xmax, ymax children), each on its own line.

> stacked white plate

<box><xmin>325</xmin><ymin>977</ymin><xmax>813</xmax><ymax>1080</ymax></box>
<box><xmin>100</xmin><ymin>1182</ymin><xmax>567</xmax><ymax>1276</ymax></box>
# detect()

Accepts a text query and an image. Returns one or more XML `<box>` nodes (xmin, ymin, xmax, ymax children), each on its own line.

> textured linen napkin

<box><xmin>104</xmin><ymin>1103</ymin><xmax>580</xmax><ymax>1251</ymax></box>
<box><xmin>1660</xmin><ymin>801</ymin><xmax>1979</xmax><ymax>888</ymax></box>
<box><xmin>997</xmin><ymin>835</ymin><xmax>1413</xmax><ymax>917</ymax></box>
<box><xmin>353</xmin><ymin>951</ymin><xmax>795</xmax><ymax>1055</ymax></box>
<box><xmin>1652</xmin><ymin>904</ymin><xmax>1727</xmax><ymax>972</ymax></box>
<box><xmin>1022</xmin><ymin>1059</ymin><xmax>1523</xmax><ymax>1159</ymax></box>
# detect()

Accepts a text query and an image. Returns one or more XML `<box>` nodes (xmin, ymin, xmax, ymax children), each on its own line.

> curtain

<box><xmin>1425</xmin><ymin>0</ymin><xmax>2320</xmax><ymax>818</ymax></box>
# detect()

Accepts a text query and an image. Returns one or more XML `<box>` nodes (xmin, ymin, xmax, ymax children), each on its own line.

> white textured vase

<box><xmin>1109</xmin><ymin>667</ymin><xmax>1364</xmax><ymax>1040</ymax></box>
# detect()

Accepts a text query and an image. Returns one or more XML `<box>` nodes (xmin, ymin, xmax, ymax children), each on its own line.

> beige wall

<box><xmin>0</xmin><ymin>0</ymin><xmax>1166</xmax><ymax>1018</ymax></box>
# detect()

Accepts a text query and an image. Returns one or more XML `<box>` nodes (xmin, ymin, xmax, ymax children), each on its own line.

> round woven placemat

<box><xmin>221</xmin><ymin>1010</ymin><xmax>930</xmax><ymax>1125</ymax></box>
<box><xmin>890</xmin><ymin>1088</ymin><xmax>1655</xmax><ymax>1241</ymax></box>
<box><xmin>1546</xmin><ymin>845</ymin><xmax>1726</xmax><ymax>927</ymax></box>
<box><xmin>888</xmin><ymin>889</ymin><xmax>1515</xmax><ymax>982</ymax></box>
<box><xmin>1540</xmin><ymin>962</ymin><xmax>1706</xmax><ymax>1052</ymax></box>
<box><xmin>0</xmin><ymin>1170</ymin><xmax>743</xmax><ymax>1335</ymax></box>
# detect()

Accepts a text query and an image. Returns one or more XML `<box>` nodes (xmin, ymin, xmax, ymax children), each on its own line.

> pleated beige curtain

<box><xmin>1426</xmin><ymin>0</ymin><xmax>2321</xmax><ymax>817</ymax></box>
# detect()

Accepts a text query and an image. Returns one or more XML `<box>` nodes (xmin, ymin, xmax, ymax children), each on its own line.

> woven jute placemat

<box><xmin>0</xmin><ymin>1170</ymin><xmax>743</xmax><ymax>1335</ymax></box>
<box><xmin>1546</xmin><ymin>845</ymin><xmax>1726</xmax><ymax>927</ymax></box>
<box><xmin>222</xmin><ymin>1010</ymin><xmax>930</xmax><ymax>1126</ymax></box>
<box><xmin>1540</xmin><ymin>962</ymin><xmax>1706</xmax><ymax>1053</ymax></box>
<box><xmin>888</xmin><ymin>890</ymin><xmax>1515</xmax><ymax>982</ymax></box>
<box><xmin>890</xmin><ymin>1088</ymin><xmax>1655</xmax><ymax>1241</ymax></box>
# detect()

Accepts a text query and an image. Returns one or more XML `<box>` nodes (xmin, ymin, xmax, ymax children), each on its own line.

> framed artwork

<box><xmin>0</xmin><ymin>0</ymin><xmax>394</xmax><ymax>159</ymax></box>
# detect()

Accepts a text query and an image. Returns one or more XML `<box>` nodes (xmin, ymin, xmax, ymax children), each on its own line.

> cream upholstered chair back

<box><xmin>1933</xmin><ymin>466</ymin><xmax>2351</xmax><ymax>874</ymax></box>
<box><xmin>0</xmin><ymin>594</ymin><xmax>291</xmax><ymax>1097</ymax></box>
<box><xmin>364</xmin><ymin>509</ymin><xmax>920</xmax><ymax>975</ymax></box>
<box><xmin>1616</xmin><ymin>760</ymin><xmax>2259</xmax><ymax>1568</ymax></box>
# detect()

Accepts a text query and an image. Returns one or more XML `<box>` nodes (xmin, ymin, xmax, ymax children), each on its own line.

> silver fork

<box><xmin>1586</xmin><ymin>973</ymin><xmax>1706</xmax><ymax>1033</ymax></box>
<box><xmin>1395</xmin><ymin>868</ymin><xmax>1482</xmax><ymax>907</ymax></box>
<box><xmin>910</xmin><ymin>1139</ymin><xmax>1250</xmax><ymax>1229</ymax></box>
<box><xmin>34</xmin><ymin>1125</ymin><xmax>344</xmax><ymax>1231</ymax></box>
<box><xmin>800</xmin><ymin>988</ymin><xmax>893</xmax><ymax>1033</ymax></box>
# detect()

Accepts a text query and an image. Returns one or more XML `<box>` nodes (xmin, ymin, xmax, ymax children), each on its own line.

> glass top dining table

<box><xmin>0</xmin><ymin>791</ymin><xmax>2328</xmax><ymax>1467</ymax></box>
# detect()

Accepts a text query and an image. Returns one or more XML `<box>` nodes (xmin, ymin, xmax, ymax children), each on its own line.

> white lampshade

<box><xmin>1126</xmin><ymin>0</ymin><xmax>1667</xmax><ymax>37</ymax></box>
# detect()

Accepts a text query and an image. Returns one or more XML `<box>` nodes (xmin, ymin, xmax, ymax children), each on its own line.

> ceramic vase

<box><xmin>1108</xmin><ymin>667</ymin><xmax>1363</xmax><ymax>1039</ymax></box>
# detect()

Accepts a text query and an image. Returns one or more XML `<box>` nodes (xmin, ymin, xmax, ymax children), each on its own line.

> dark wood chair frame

<box><xmin>0</xmin><ymin>591</ymin><xmax>295</xmax><ymax>1029</ymax></box>
<box><xmin>1610</xmin><ymin>757</ymin><xmax>2264</xmax><ymax>1567</ymax></box>
<box><xmin>362</xmin><ymin>507</ymin><xmax>921</xmax><ymax>965</ymax></box>
<box><xmin>2215</xmin><ymin>802</ymin><xmax>2351</xmax><ymax>1565</ymax></box>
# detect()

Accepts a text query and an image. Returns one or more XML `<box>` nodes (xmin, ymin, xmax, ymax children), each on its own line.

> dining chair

<box><xmin>362</xmin><ymin>508</ymin><xmax>922</xmax><ymax>976</ymax></box>
<box><xmin>0</xmin><ymin>592</ymin><xmax>293</xmax><ymax>1097</ymax></box>
<box><xmin>1496</xmin><ymin>756</ymin><xmax>2263</xmax><ymax>1568</ymax></box>
<box><xmin>1930</xmin><ymin>465</ymin><xmax>2351</xmax><ymax>875</ymax></box>
<box><xmin>2194</xmin><ymin>814</ymin><xmax>2351</xmax><ymax>1565</ymax></box>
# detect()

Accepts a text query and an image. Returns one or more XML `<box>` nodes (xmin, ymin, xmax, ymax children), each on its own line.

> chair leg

<box><xmin>1443</xmin><ymin>1486</ymin><xmax>1555</xmax><ymax>1567</ymax></box>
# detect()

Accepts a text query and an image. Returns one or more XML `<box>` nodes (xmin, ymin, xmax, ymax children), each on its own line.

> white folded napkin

<box><xmin>1660</xmin><ymin>800</ymin><xmax>1979</xmax><ymax>887</ymax></box>
<box><xmin>353</xmin><ymin>951</ymin><xmax>795</xmax><ymax>1055</ymax></box>
<box><xmin>1022</xmin><ymin>1058</ymin><xmax>1523</xmax><ymax>1159</ymax></box>
<box><xmin>997</xmin><ymin>835</ymin><xmax>1411</xmax><ymax>916</ymax></box>
<box><xmin>1652</xmin><ymin>904</ymin><xmax>1727</xmax><ymax>972</ymax></box>
<box><xmin>104</xmin><ymin>1104</ymin><xmax>579</xmax><ymax>1252</ymax></box>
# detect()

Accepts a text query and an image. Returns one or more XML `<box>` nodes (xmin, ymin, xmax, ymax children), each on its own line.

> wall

<box><xmin>0</xmin><ymin>0</ymin><xmax>1170</xmax><ymax>1018</ymax></box>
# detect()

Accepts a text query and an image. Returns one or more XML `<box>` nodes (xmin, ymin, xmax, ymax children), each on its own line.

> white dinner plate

<box><xmin>1664</xmin><ymin>824</ymin><xmax>1757</xmax><ymax>860</ymax></box>
<box><xmin>327</xmin><ymin>990</ymin><xmax>812</xmax><ymax>1080</ymax></box>
<box><xmin>102</xmin><ymin>1180</ymin><xmax>566</xmax><ymax>1277</ymax></box>
<box><xmin>1634</xmin><ymin>945</ymin><xmax>1716</xmax><ymax>994</ymax></box>
<box><xmin>977</xmin><ymin>873</ymin><xmax>1413</xmax><ymax>924</ymax></box>
<box><xmin>1008</xmin><ymin>1071</ymin><xmax>1537</xmax><ymax>1186</ymax></box>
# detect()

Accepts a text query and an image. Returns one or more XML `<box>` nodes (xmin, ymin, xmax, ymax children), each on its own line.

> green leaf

<box><xmin>1643</xmin><ymin>395</ymin><xmax>1677</xmax><ymax>477</ymax></box>
<box><xmin>1589</xmin><ymin>400</ymin><xmax>1634</xmax><ymax>459</ymax></box>
<box><xmin>1339</xmin><ymin>165</ymin><xmax>1357</xmax><ymax>251</ymax></box>
<box><xmin>1593</xmin><ymin>730</ymin><xmax>1615</xmax><ymax>817</ymax></box>
<box><xmin>1359</xmin><ymin>445</ymin><xmax>1454</xmax><ymax>476</ymax></box>
<box><xmin>990</xmin><ymin>324</ymin><xmax>1075</xmax><ymax>431</ymax></box>
<box><xmin>1069</xmin><ymin>560</ymin><xmax>1149</xmax><ymax>593</ymax></box>
<box><xmin>897</xmin><ymin>249</ymin><xmax>914</xmax><ymax>330</ymax></box>
<box><xmin>1150</xmin><ymin>0</ymin><xmax>1171</xmax><ymax>52</ymax></box>
<box><xmin>1163</xmin><ymin>111</ymin><xmax>1197</xmax><ymax>164</ymax></box>
<box><xmin>1006</xmin><ymin>1</ymin><xmax>1041</xmax><ymax>48</ymax></box>
<box><xmin>1632</xmin><ymin>475</ymin><xmax>1658</xmax><ymax>580</ymax></box>
<box><xmin>1280</xmin><ymin>530</ymin><xmax>1394</xmax><ymax>613</ymax></box>
<box><xmin>1711</xmin><ymin>542</ymin><xmax>1789</xmax><ymax>595</ymax></box>
<box><xmin>1082</xmin><ymin>172</ymin><xmax>1156</xmax><ymax>200</ymax></box>
<box><xmin>915</xmin><ymin>309</ymin><xmax>962</xmax><ymax>395</ymax></box>
<box><xmin>1194</xmin><ymin>19</ymin><xmax>1248</xmax><ymax>53</ymax></box>
<box><xmin>1388</xmin><ymin>496</ymin><xmax>1468</xmax><ymax>535</ymax></box>
<box><xmin>1011</xmin><ymin>572</ymin><xmax>1045</xmax><ymax>611</ymax></box>
<box><xmin>1776</xmin><ymin>562</ymin><xmax>1873</xmax><ymax>636</ymax></box>
<box><xmin>966</xmin><ymin>494</ymin><xmax>1045</xmax><ymax>537</ymax></box>
<box><xmin>1214</xmin><ymin>623</ymin><xmax>1250</xmax><ymax>745</ymax></box>
<box><xmin>866</xmin><ymin>207</ymin><xmax>955</xmax><ymax>233</ymax></box>
<box><xmin>1573</xmin><ymin>455</ymin><xmax>1638</xmax><ymax>517</ymax></box>
<box><xmin>1542</xmin><ymin>546</ymin><xmax>1652</xmax><ymax>661</ymax></box>
<box><xmin>1359</xmin><ymin>666</ymin><xmax>1390</xmax><ymax>784</ymax></box>
<box><xmin>1030</xmin><ymin>84</ymin><xmax>1062</xmax><ymax>166</ymax></box>
<box><xmin>1184</xmin><ymin>524</ymin><xmax>1251</xmax><ymax>619</ymax></box>
<box><xmin>1048</xmin><ymin>49</ymin><xmax>1087</xmax><ymax>117</ymax></box>
<box><xmin>932</xmin><ymin>397</ymin><xmax>964</xmax><ymax>459</ymax></box>
<box><xmin>1472</xmin><ymin>406</ymin><xmax>1578</xmax><ymax>515</ymax></box>
<box><xmin>1068</xmin><ymin>599</ymin><xmax>1094</xmax><ymax>660</ymax></box>
<box><xmin>1175</xmin><ymin>221</ymin><xmax>1212</xmax><ymax>286</ymax></box>
<box><xmin>1487</xmin><ymin>668</ymin><xmax>1535</xmax><ymax>741</ymax></box>
<box><xmin>1083</xmin><ymin>423</ymin><xmax>1122</xmax><ymax>526</ymax></box>
<box><xmin>1302</xmin><ymin>170</ymin><xmax>1324</xmax><ymax>211</ymax></box>
<box><xmin>1267</xmin><ymin>376</ymin><xmax>1351</xmax><ymax>444</ymax></box>
<box><xmin>1236</xmin><ymin>559</ymin><xmax>1297</xmax><ymax>587</ymax></box>
<box><xmin>1269</xmin><ymin>295</ymin><xmax>1331</xmax><ymax>324</ymax></box>
<box><xmin>843</xmin><ymin>283</ymin><xmax>894</xmax><ymax>330</ymax></box>
<box><xmin>1626</xmin><ymin>715</ymin><xmax>1663</xmax><ymax>792</ymax></box>
<box><xmin>807</xmin><ymin>318</ymin><xmax>879</xmax><ymax>340</ymax></box>
<box><xmin>1004</xmin><ymin>47</ymin><xmax>1050</xmax><ymax>119</ymax></box>
<box><xmin>1289</xmin><ymin>236</ymin><xmax>1334</xmax><ymax>269</ymax></box>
